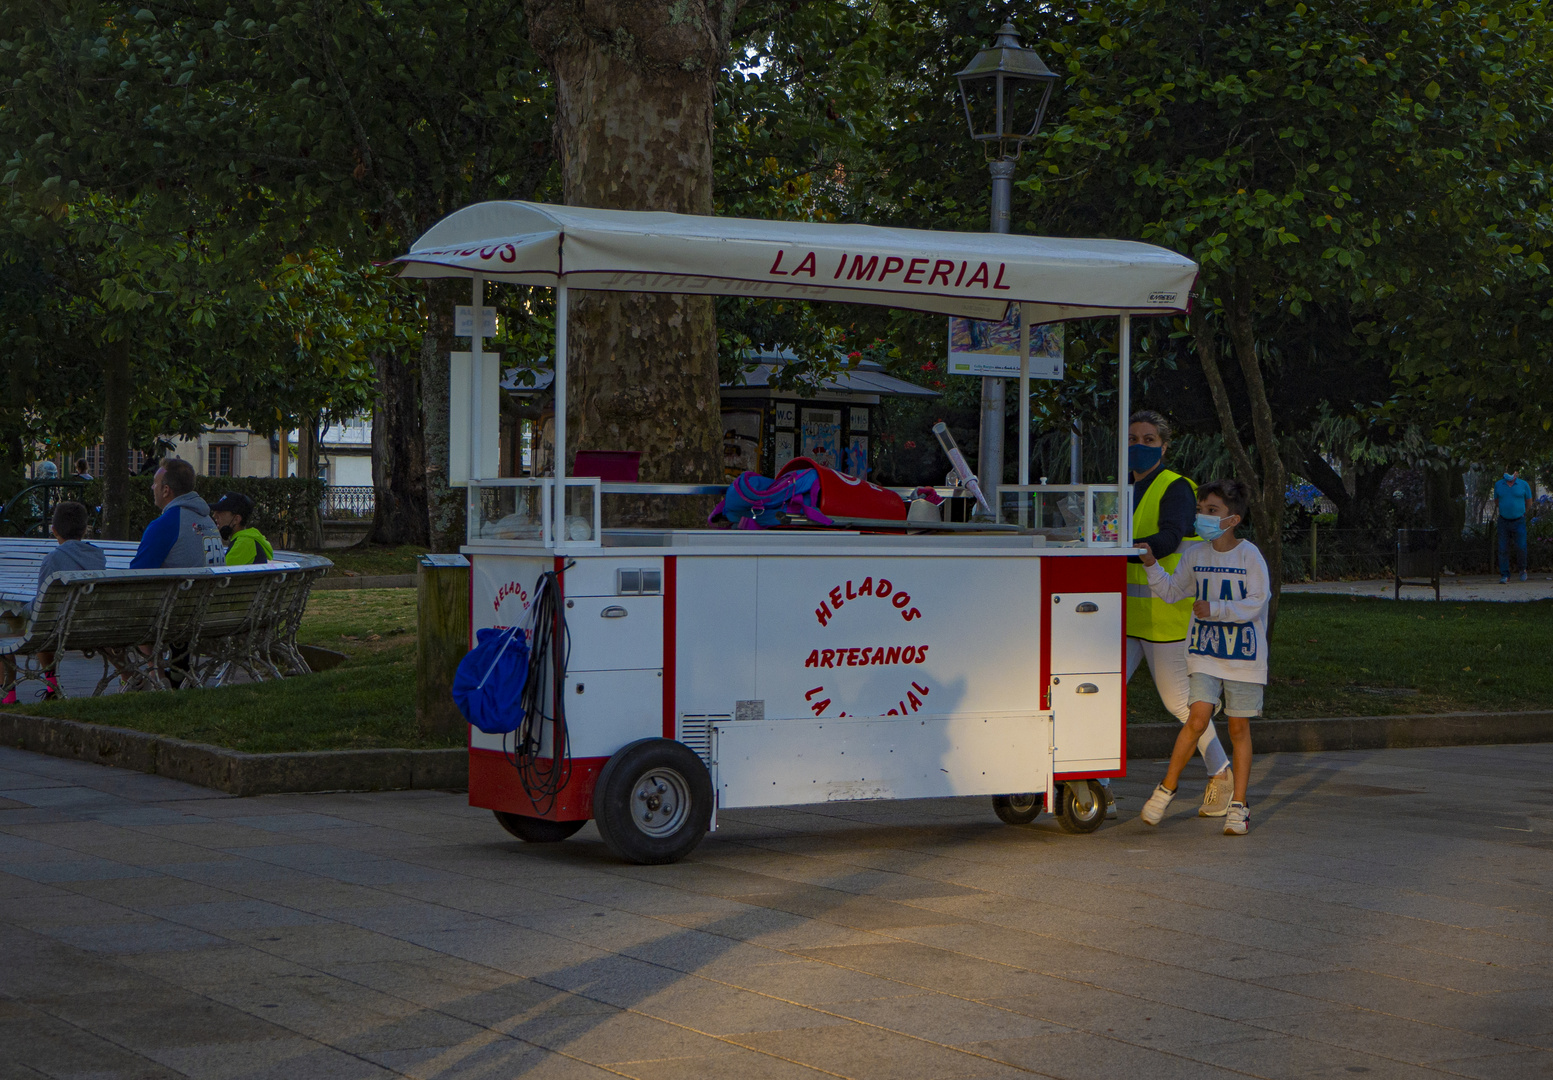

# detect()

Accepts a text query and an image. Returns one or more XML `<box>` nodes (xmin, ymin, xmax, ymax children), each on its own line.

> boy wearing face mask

<box><xmin>1134</xmin><ymin>479</ymin><xmax>1267</xmax><ymax>836</ymax></box>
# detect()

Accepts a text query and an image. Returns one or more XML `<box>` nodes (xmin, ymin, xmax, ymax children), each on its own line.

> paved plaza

<box><xmin>1</xmin><ymin>743</ymin><xmax>1551</xmax><ymax>1079</ymax></box>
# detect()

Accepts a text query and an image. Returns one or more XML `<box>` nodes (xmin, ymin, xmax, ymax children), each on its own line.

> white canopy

<box><xmin>396</xmin><ymin>201</ymin><xmax>1197</xmax><ymax>322</ymax></box>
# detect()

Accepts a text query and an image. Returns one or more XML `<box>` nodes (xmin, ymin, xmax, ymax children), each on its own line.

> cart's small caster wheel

<box><xmin>1055</xmin><ymin>780</ymin><xmax>1108</xmax><ymax>834</ymax></box>
<box><xmin>992</xmin><ymin>792</ymin><xmax>1044</xmax><ymax>825</ymax></box>
<box><xmin>593</xmin><ymin>738</ymin><xmax>712</xmax><ymax>864</ymax></box>
<box><xmin>494</xmin><ymin>811</ymin><xmax>587</xmax><ymax>843</ymax></box>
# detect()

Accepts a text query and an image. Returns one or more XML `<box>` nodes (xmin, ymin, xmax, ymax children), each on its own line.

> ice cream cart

<box><xmin>395</xmin><ymin>202</ymin><xmax>1197</xmax><ymax>863</ymax></box>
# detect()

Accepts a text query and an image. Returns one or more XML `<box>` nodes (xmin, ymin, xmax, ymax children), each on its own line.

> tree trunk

<box><xmin>100</xmin><ymin>344</ymin><xmax>131</xmax><ymax>540</ymax></box>
<box><xmin>1191</xmin><ymin>284</ymin><xmax>1287</xmax><ymax>628</ymax></box>
<box><xmin>525</xmin><ymin>0</ymin><xmax>738</xmax><ymax>496</ymax></box>
<box><xmin>369</xmin><ymin>346</ymin><xmax>429</xmax><ymax>546</ymax></box>
<box><xmin>420</xmin><ymin>296</ymin><xmax>464</xmax><ymax>552</ymax></box>
<box><xmin>296</xmin><ymin>413</ymin><xmax>320</xmax><ymax>482</ymax></box>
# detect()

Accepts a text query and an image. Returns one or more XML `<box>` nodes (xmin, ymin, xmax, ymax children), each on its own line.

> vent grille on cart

<box><xmin>677</xmin><ymin>714</ymin><xmax>725</xmax><ymax>766</ymax></box>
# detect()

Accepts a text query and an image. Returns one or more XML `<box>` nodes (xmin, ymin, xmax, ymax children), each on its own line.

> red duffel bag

<box><xmin>776</xmin><ymin>457</ymin><xmax>907</xmax><ymax>521</ymax></box>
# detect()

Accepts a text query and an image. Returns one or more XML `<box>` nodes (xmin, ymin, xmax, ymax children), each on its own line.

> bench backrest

<box><xmin>11</xmin><ymin>558</ymin><xmax>327</xmax><ymax>656</ymax></box>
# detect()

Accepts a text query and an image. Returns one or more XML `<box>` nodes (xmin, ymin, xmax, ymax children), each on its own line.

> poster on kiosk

<box><xmin>397</xmin><ymin>201</ymin><xmax>1197</xmax><ymax>864</ymax></box>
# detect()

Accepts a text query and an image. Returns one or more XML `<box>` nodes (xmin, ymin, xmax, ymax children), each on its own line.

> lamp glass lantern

<box><xmin>954</xmin><ymin>22</ymin><xmax>1060</xmax><ymax>159</ymax></box>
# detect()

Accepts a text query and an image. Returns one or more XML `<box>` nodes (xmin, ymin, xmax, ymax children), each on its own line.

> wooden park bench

<box><xmin>0</xmin><ymin>553</ymin><xmax>331</xmax><ymax>698</ymax></box>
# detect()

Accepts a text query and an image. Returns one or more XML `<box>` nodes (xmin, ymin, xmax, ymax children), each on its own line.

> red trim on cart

<box><xmin>663</xmin><ymin>556</ymin><xmax>677</xmax><ymax>739</ymax></box>
<box><xmin>1041</xmin><ymin>555</ymin><xmax>1129</xmax><ymax>777</ymax></box>
<box><xmin>469</xmin><ymin>749</ymin><xmax>602</xmax><ymax>821</ymax></box>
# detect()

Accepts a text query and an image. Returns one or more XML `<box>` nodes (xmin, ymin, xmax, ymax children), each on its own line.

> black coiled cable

<box><xmin>507</xmin><ymin>568</ymin><xmax>572</xmax><ymax>816</ymax></box>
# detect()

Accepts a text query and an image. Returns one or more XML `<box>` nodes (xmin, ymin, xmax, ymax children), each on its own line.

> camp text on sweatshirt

<box><xmin>1143</xmin><ymin>538</ymin><xmax>1271</xmax><ymax>684</ymax></box>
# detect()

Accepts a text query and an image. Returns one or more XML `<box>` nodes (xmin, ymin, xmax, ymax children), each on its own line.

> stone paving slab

<box><xmin>1</xmin><ymin>742</ymin><xmax>1552</xmax><ymax>1079</ymax></box>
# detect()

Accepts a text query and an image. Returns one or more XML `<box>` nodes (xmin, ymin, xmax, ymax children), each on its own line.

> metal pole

<box><xmin>470</xmin><ymin>276</ymin><xmax>484</xmax><ymax>482</ymax></box>
<box><xmin>554</xmin><ymin>285</ymin><xmax>568</xmax><ymax>513</ymax></box>
<box><xmin>978</xmin><ymin>158</ymin><xmax>1015</xmax><ymax>502</ymax></box>
<box><xmin>1018</xmin><ymin>301</ymin><xmax>1030</xmax><ymax>487</ymax></box>
<box><xmin>1117</xmin><ymin>313</ymin><xmax>1132</xmax><ymax>548</ymax></box>
<box><xmin>1070</xmin><ymin>418</ymin><xmax>1082</xmax><ymax>485</ymax></box>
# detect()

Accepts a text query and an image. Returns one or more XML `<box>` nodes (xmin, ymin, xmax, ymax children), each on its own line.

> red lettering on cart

<box><xmin>870</xmin><ymin>647</ymin><xmax>886</xmax><ymax>664</ymax></box>
<box><xmin>846</xmin><ymin>647</ymin><xmax>861</xmax><ymax>666</ymax></box>
<box><xmin>903</xmin><ymin>258</ymin><xmax>928</xmax><ymax>284</ymax></box>
<box><xmin>833</xmin><ymin>253</ymin><xmax>848</xmax><ymax>278</ymax></box>
<box><xmin>847</xmin><ymin>254</ymin><xmax>879</xmax><ymax>281</ymax></box>
<box><xmin>878</xmin><ymin>256</ymin><xmax>906</xmax><ymax>281</ymax></box>
<box><xmin>811</xmin><ymin>698</ymin><xmax>830</xmax><ymax>715</ymax></box>
<box><xmin>815</xmin><ymin>600</ymin><xmax>832</xmax><ymax>626</ymax></box>
<box><xmin>955</xmin><ymin>261</ymin><xmax>968</xmax><ymax>287</ymax></box>
<box><xmin>916</xmin><ymin>644</ymin><xmax>929</xmax><ymax>662</ymax></box>
<box><xmin>892</xmin><ymin>592</ymin><xmax>910</xmax><ymax>609</ymax></box>
<box><xmin>993</xmin><ymin>262</ymin><xmax>1011</xmax><ymax>290</ymax></box>
<box><xmin>845</xmin><ymin>580</ymin><xmax>857</xmax><ymax>600</ymax></box>
<box><xmin>829</xmin><ymin>586</ymin><xmax>845</xmax><ymax>609</ymax></box>
<box><xmin>493</xmin><ymin>580</ymin><xmax>531</xmax><ymax>613</ymax></box>
<box><xmin>858</xmin><ymin>576</ymin><xmax>874</xmax><ymax>596</ymax></box>
<box><xmin>792</xmin><ymin>251</ymin><xmax>817</xmax><ymax>277</ymax></box>
<box><xmin>885</xmin><ymin>646</ymin><xmax>901</xmax><ymax>664</ymax></box>
<box><xmin>929</xmin><ymin>260</ymin><xmax>954</xmax><ymax>286</ymax></box>
<box><xmin>805</xmin><ymin>686</ymin><xmax>825</xmax><ymax>700</ymax></box>
<box><xmin>908</xmin><ymin>691</ymin><xmax>923</xmax><ymax>710</ymax></box>
<box><xmin>966</xmin><ymin>262</ymin><xmax>990</xmax><ymax>288</ymax></box>
<box><xmin>804</xmin><ymin>650</ymin><xmax>819</xmax><ymax>668</ymax></box>
<box><xmin>821</xmin><ymin>649</ymin><xmax>835</xmax><ymax>667</ymax></box>
<box><xmin>912</xmin><ymin>681</ymin><xmax>931</xmax><ymax>696</ymax></box>
<box><xmin>875</xmin><ymin>578</ymin><xmax>892</xmax><ymax>598</ymax></box>
<box><xmin>769</xmin><ymin>250</ymin><xmax>789</xmax><ymax>275</ymax></box>
<box><xmin>902</xmin><ymin>607</ymin><xmax>922</xmax><ymax>622</ymax></box>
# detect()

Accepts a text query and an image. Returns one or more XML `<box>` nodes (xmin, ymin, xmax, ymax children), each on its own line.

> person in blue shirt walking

<box><xmin>1494</xmin><ymin>464</ymin><xmax>1533</xmax><ymax>584</ymax></box>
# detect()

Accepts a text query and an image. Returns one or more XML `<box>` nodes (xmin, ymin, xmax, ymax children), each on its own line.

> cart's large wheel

<box><xmin>494</xmin><ymin>811</ymin><xmax>587</xmax><ymax>843</ymax></box>
<box><xmin>1055</xmin><ymin>780</ymin><xmax>1108</xmax><ymax>834</ymax></box>
<box><xmin>992</xmin><ymin>792</ymin><xmax>1044</xmax><ymax>825</ymax></box>
<box><xmin>592</xmin><ymin>739</ymin><xmax>712</xmax><ymax>865</ymax></box>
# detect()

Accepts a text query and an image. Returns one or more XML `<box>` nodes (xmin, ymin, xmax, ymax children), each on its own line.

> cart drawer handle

<box><xmin>1076</xmin><ymin>602</ymin><xmax>1099</xmax><ymax>613</ymax></box>
<box><xmin>1076</xmin><ymin>683</ymin><xmax>1099</xmax><ymax>694</ymax></box>
<box><xmin>601</xmin><ymin>606</ymin><xmax>628</xmax><ymax>618</ymax></box>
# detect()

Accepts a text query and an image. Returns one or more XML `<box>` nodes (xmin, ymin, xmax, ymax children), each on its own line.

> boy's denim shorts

<box><xmin>1188</xmin><ymin>672</ymin><xmax>1264</xmax><ymax>717</ymax></box>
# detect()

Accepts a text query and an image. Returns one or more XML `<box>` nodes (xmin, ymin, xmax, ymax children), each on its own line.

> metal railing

<box><xmin>320</xmin><ymin>485</ymin><xmax>374</xmax><ymax>519</ymax></box>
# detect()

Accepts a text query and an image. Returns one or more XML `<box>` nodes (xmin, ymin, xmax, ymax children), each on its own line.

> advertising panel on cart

<box><xmin>395</xmin><ymin>201</ymin><xmax>1198</xmax><ymax>864</ymax></box>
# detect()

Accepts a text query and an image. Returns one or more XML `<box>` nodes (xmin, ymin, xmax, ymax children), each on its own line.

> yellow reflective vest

<box><xmin>1126</xmin><ymin>469</ymin><xmax>1198</xmax><ymax>642</ymax></box>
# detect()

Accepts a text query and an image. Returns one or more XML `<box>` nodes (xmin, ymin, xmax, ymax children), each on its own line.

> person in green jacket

<box><xmin>209</xmin><ymin>492</ymin><xmax>273</xmax><ymax>565</ymax></box>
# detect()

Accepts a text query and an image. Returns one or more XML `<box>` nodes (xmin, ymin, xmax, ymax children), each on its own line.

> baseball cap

<box><xmin>209</xmin><ymin>492</ymin><xmax>256</xmax><ymax>520</ymax></box>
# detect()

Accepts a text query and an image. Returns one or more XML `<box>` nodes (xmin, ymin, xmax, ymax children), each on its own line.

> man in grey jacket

<box><xmin>130</xmin><ymin>458</ymin><xmax>225</xmax><ymax>569</ymax></box>
<box><xmin>129</xmin><ymin>457</ymin><xmax>223</xmax><ymax>689</ymax></box>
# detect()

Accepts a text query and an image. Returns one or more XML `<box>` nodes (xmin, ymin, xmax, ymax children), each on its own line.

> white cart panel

<box><xmin>1049</xmin><ymin>591</ymin><xmax>1123</xmax><ymax>674</ymax></box>
<box><xmin>713</xmin><ymin>712</ymin><xmax>1051</xmax><ymax>808</ymax></box>
<box><xmin>750</xmin><ymin>556</ymin><xmax>1042</xmax><ymax>721</ymax></box>
<box><xmin>564</xmin><ymin>595</ymin><xmax>662</xmax><ymax>671</ymax></box>
<box><xmin>1051</xmin><ymin>672</ymin><xmax>1123</xmax><ymax>772</ymax></box>
<box><xmin>567</xmin><ymin>669</ymin><xmax>664</xmax><ymax>758</ymax></box>
<box><xmin>676</xmin><ymin>557</ymin><xmax>759</xmax><ymax>714</ymax></box>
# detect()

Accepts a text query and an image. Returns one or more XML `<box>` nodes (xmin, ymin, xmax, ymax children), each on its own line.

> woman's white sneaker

<box><xmin>1140</xmin><ymin>785</ymin><xmax>1176</xmax><ymax>825</ymax></box>
<box><xmin>1223</xmin><ymin>802</ymin><xmax>1249</xmax><ymax>836</ymax></box>
<box><xmin>1199</xmin><ymin>767</ymin><xmax>1234</xmax><ymax>817</ymax></box>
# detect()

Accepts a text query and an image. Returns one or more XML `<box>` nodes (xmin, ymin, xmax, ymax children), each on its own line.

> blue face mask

<box><xmin>1505</xmin><ymin>472</ymin><xmax>1516</xmax><ymax>482</ymax></box>
<box><xmin>1128</xmin><ymin>444</ymin><xmax>1163</xmax><ymax>474</ymax></box>
<box><xmin>1195</xmin><ymin>513</ymin><xmax>1226</xmax><ymax>540</ymax></box>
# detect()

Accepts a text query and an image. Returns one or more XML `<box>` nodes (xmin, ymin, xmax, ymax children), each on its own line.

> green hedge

<box><xmin>79</xmin><ymin>476</ymin><xmax>328</xmax><ymax>546</ymax></box>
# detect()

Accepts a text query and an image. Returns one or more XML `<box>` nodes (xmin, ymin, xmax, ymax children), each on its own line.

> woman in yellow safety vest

<box><xmin>1124</xmin><ymin>411</ymin><xmax>1234</xmax><ymax>817</ymax></box>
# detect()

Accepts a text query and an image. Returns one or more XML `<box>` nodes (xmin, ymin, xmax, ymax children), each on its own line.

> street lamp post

<box><xmin>955</xmin><ymin>22</ymin><xmax>1060</xmax><ymax>499</ymax></box>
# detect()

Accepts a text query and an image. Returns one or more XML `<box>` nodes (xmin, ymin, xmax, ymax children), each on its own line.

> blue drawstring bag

<box><xmin>453</xmin><ymin>626</ymin><xmax>531</xmax><ymax>734</ymax></box>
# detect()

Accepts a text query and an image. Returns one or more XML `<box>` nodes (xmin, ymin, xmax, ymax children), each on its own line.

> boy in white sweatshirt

<box><xmin>1134</xmin><ymin>478</ymin><xmax>1268</xmax><ymax>835</ymax></box>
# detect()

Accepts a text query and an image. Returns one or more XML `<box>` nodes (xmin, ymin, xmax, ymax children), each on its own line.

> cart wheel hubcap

<box><xmin>631</xmin><ymin>769</ymin><xmax>690</xmax><ymax>837</ymax></box>
<box><xmin>1007</xmin><ymin>794</ymin><xmax>1037</xmax><ymax>812</ymax></box>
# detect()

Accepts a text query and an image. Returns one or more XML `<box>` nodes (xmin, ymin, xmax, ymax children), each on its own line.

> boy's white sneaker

<box><xmin>1199</xmin><ymin>767</ymin><xmax>1234</xmax><ymax>817</ymax></box>
<box><xmin>1224</xmin><ymin>802</ymin><xmax>1249</xmax><ymax>836</ymax></box>
<box><xmin>1140</xmin><ymin>785</ymin><xmax>1176</xmax><ymax>826</ymax></box>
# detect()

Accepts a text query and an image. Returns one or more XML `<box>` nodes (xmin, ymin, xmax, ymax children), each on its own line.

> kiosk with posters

<box><xmin>396</xmin><ymin>202</ymin><xmax>1197</xmax><ymax>864</ymax></box>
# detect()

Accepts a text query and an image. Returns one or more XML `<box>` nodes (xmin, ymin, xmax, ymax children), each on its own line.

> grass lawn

<box><xmin>14</xmin><ymin>589</ymin><xmax>458</xmax><ymax>754</ymax></box>
<box><xmin>11</xmin><ymin>591</ymin><xmax>1552</xmax><ymax>753</ymax></box>
<box><xmin>309</xmin><ymin>545</ymin><xmax>428</xmax><ymax>578</ymax></box>
<box><xmin>1127</xmin><ymin>594</ymin><xmax>1553</xmax><ymax>722</ymax></box>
